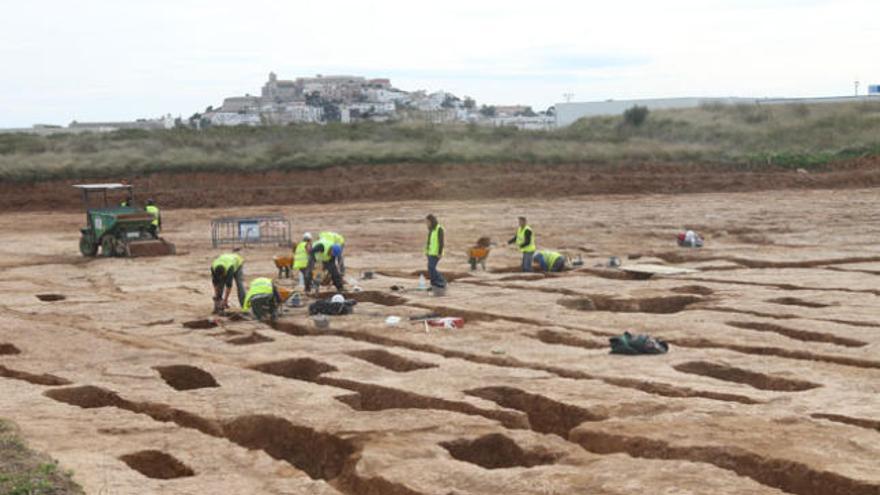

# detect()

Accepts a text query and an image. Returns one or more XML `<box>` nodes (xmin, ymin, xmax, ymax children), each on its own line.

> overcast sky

<box><xmin>1</xmin><ymin>0</ymin><xmax>877</xmax><ymax>127</ymax></box>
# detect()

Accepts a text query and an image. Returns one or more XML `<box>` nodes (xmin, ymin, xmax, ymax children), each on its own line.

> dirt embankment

<box><xmin>3</xmin><ymin>158</ymin><xmax>880</xmax><ymax>212</ymax></box>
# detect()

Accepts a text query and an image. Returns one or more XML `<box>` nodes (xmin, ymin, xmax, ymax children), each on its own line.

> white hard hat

<box><xmin>303</xmin><ymin>232</ymin><xmax>313</xmax><ymax>240</ymax></box>
<box><xmin>331</xmin><ymin>294</ymin><xmax>345</xmax><ymax>304</ymax></box>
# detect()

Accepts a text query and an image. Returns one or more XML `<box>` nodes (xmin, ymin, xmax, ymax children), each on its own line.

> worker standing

<box><xmin>425</xmin><ymin>214</ymin><xmax>446</xmax><ymax>289</ymax></box>
<box><xmin>318</xmin><ymin>231</ymin><xmax>346</xmax><ymax>275</ymax></box>
<box><xmin>144</xmin><ymin>199</ymin><xmax>161</xmax><ymax>238</ymax></box>
<box><xmin>533</xmin><ymin>250</ymin><xmax>566</xmax><ymax>273</ymax></box>
<box><xmin>292</xmin><ymin>232</ymin><xmax>313</xmax><ymax>288</ymax></box>
<box><xmin>507</xmin><ymin>216</ymin><xmax>536</xmax><ymax>272</ymax></box>
<box><xmin>211</xmin><ymin>252</ymin><xmax>245</xmax><ymax>313</ymax></box>
<box><xmin>308</xmin><ymin>238</ymin><xmax>344</xmax><ymax>292</ymax></box>
<box><xmin>241</xmin><ymin>277</ymin><xmax>282</xmax><ymax>321</ymax></box>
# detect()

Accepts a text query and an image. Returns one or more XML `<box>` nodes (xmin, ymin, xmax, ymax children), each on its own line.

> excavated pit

<box><xmin>766</xmin><ymin>297</ymin><xmax>832</xmax><ymax>308</ymax></box>
<box><xmin>251</xmin><ymin>358</ymin><xmax>338</xmax><ymax>381</ymax></box>
<box><xmin>673</xmin><ymin>361</ymin><xmax>821</xmax><ymax>392</ymax></box>
<box><xmin>571</xmin><ymin>429</ymin><xmax>880</xmax><ymax>495</ymax></box>
<box><xmin>226</xmin><ymin>332</ymin><xmax>275</xmax><ymax>346</ymax></box>
<box><xmin>182</xmin><ymin>319</ymin><xmax>218</xmax><ymax>330</ymax></box>
<box><xmin>44</xmin><ymin>386</ymin><xmax>359</xmax><ymax>483</ymax></box>
<box><xmin>531</xmin><ymin>329</ymin><xmax>607</xmax><ymax>350</ymax></box>
<box><xmin>440</xmin><ymin>433</ymin><xmax>561</xmax><ymax>470</ymax></box>
<box><xmin>222</xmin><ymin>414</ymin><xmax>356</xmax><ymax>480</ymax></box>
<box><xmin>726</xmin><ymin>321</ymin><xmax>867</xmax><ymax>348</ymax></box>
<box><xmin>119</xmin><ymin>450</ymin><xmax>195</xmax><ymax>479</ymax></box>
<box><xmin>671</xmin><ymin>285</ymin><xmax>715</xmax><ymax>296</ymax></box>
<box><xmin>811</xmin><ymin>413</ymin><xmax>880</xmax><ymax>432</ymax></box>
<box><xmin>673</xmin><ymin>338</ymin><xmax>880</xmax><ymax>370</ymax></box>
<box><xmin>559</xmin><ymin>295</ymin><xmax>703</xmax><ymax>314</ymax></box>
<box><xmin>0</xmin><ymin>343</ymin><xmax>21</xmax><ymax>355</ymax></box>
<box><xmin>0</xmin><ymin>365</ymin><xmax>72</xmax><ymax>386</ymax></box>
<box><xmin>153</xmin><ymin>365</ymin><xmax>220</xmax><ymax>391</ymax></box>
<box><xmin>35</xmin><ymin>294</ymin><xmax>66</xmax><ymax>302</ymax></box>
<box><xmin>346</xmin><ymin>349</ymin><xmax>437</xmax><ymax>372</ymax></box>
<box><xmin>466</xmin><ymin>386</ymin><xmax>606</xmax><ymax>437</ymax></box>
<box><xmin>348</xmin><ymin>291</ymin><xmax>407</xmax><ymax>306</ymax></box>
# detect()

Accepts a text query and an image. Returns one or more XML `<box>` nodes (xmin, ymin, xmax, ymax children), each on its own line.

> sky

<box><xmin>0</xmin><ymin>0</ymin><xmax>877</xmax><ymax>127</ymax></box>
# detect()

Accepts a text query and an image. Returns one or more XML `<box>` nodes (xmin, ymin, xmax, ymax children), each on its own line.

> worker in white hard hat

<box><xmin>292</xmin><ymin>232</ymin><xmax>313</xmax><ymax>289</ymax></box>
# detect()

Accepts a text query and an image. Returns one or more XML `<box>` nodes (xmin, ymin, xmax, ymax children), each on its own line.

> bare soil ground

<box><xmin>3</xmin><ymin>157</ymin><xmax>880</xmax><ymax>212</ymax></box>
<box><xmin>1</xmin><ymin>188</ymin><xmax>879</xmax><ymax>494</ymax></box>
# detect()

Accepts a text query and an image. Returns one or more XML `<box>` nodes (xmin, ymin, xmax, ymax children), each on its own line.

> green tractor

<box><xmin>75</xmin><ymin>183</ymin><xmax>176</xmax><ymax>257</ymax></box>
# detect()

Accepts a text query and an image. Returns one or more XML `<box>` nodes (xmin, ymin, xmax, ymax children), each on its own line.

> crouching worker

<box><xmin>211</xmin><ymin>252</ymin><xmax>245</xmax><ymax>314</ymax></box>
<box><xmin>318</xmin><ymin>231</ymin><xmax>346</xmax><ymax>275</ymax></box>
<box><xmin>308</xmin><ymin>240</ymin><xmax>344</xmax><ymax>292</ymax></box>
<box><xmin>677</xmin><ymin>229</ymin><xmax>704</xmax><ymax>248</ymax></box>
<box><xmin>467</xmin><ymin>237</ymin><xmax>492</xmax><ymax>271</ymax></box>
<box><xmin>533</xmin><ymin>250</ymin><xmax>566</xmax><ymax>273</ymax></box>
<box><xmin>241</xmin><ymin>277</ymin><xmax>282</xmax><ymax>322</ymax></box>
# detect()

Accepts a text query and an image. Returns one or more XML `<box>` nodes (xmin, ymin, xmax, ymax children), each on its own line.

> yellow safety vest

<box><xmin>319</xmin><ymin>231</ymin><xmax>345</xmax><ymax>246</ymax></box>
<box><xmin>293</xmin><ymin>241</ymin><xmax>309</xmax><ymax>269</ymax></box>
<box><xmin>425</xmin><ymin>224</ymin><xmax>444</xmax><ymax>256</ymax></box>
<box><xmin>211</xmin><ymin>253</ymin><xmax>243</xmax><ymax>273</ymax></box>
<box><xmin>145</xmin><ymin>205</ymin><xmax>160</xmax><ymax>227</ymax></box>
<box><xmin>539</xmin><ymin>250</ymin><xmax>562</xmax><ymax>270</ymax></box>
<box><xmin>516</xmin><ymin>225</ymin><xmax>536</xmax><ymax>253</ymax></box>
<box><xmin>313</xmin><ymin>240</ymin><xmax>333</xmax><ymax>263</ymax></box>
<box><xmin>242</xmin><ymin>277</ymin><xmax>273</xmax><ymax>312</ymax></box>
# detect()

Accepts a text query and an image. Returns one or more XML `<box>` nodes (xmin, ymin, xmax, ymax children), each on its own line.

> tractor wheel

<box><xmin>101</xmin><ymin>236</ymin><xmax>115</xmax><ymax>257</ymax></box>
<box><xmin>79</xmin><ymin>235</ymin><xmax>97</xmax><ymax>257</ymax></box>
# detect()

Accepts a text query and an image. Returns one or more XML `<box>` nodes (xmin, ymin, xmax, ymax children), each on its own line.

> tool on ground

<box><xmin>427</xmin><ymin>317</ymin><xmax>464</xmax><ymax>329</ymax></box>
<box><xmin>74</xmin><ymin>183</ymin><xmax>175</xmax><ymax>257</ymax></box>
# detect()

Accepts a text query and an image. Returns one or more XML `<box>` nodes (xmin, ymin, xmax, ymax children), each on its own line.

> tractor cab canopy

<box><xmin>73</xmin><ymin>183</ymin><xmax>134</xmax><ymax>210</ymax></box>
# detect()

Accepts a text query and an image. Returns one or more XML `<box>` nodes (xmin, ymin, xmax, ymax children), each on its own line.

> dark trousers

<box><xmin>427</xmin><ymin>255</ymin><xmax>446</xmax><ymax>288</ymax></box>
<box><xmin>250</xmin><ymin>290</ymin><xmax>279</xmax><ymax>322</ymax></box>
<box><xmin>521</xmin><ymin>252</ymin><xmax>534</xmax><ymax>272</ymax></box>
<box><xmin>324</xmin><ymin>259</ymin><xmax>344</xmax><ymax>292</ymax></box>
<box><xmin>213</xmin><ymin>268</ymin><xmax>246</xmax><ymax>308</ymax></box>
<box><xmin>550</xmin><ymin>257</ymin><xmax>565</xmax><ymax>272</ymax></box>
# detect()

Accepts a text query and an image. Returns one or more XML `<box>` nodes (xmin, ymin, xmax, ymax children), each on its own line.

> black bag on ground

<box><xmin>308</xmin><ymin>299</ymin><xmax>357</xmax><ymax>316</ymax></box>
<box><xmin>609</xmin><ymin>331</ymin><xmax>669</xmax><ymax>355</ymax></box>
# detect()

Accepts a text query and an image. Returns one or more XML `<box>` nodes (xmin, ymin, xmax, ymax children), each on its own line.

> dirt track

<box><xmin>1</xmin><ymin>188</ymin><xmax>879</xmax><ymax>494</ymax></box>
<box><xmin>3</xmin><ymin>157</ymin><xmax>880</xmax><ymax>211</ymax></box>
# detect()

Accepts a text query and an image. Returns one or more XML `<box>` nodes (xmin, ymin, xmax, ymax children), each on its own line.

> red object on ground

<box><xmin>427</xmin><ymin>317</ymin><xmax>465</xmax><ymax>329</ymax></box>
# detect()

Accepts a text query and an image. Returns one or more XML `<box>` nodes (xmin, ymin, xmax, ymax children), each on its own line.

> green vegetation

<box><xmin>2</xmin><ymin>100</ymin><xmax>880</xmax><ymax>182</ymax></box>
<box><xmin>0</xmin><ymin>420</ymin><xmax>82</xmax><ymax>495</ymax></box>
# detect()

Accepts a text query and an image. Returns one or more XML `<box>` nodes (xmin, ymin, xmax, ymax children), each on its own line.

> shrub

<box><xmin>623</xmin><ymin>105</ymin><xmax>649</xmax><ymax>126</ymax></box>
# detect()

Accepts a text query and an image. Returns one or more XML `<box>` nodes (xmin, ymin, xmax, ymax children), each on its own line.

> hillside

<box><xmin>2</xmin><ymin>101</ymin><xmax>880</xmax><ymax>211</ymax></box>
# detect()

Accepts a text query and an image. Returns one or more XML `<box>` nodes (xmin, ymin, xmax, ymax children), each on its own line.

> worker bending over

<box><xmin>308</xmin><ymin>239</ymin><xmax>344</xmax><ymax>292</ymax></box>
<box><xmin>318</xmin><ymin>231</ymin><xmax>346</xmax><ymax>275</ymax></box>
<box><xmin>507</xmin><ymin>216</ymin><xmax>536</xmax><ymax>272</ymax></box>
<box><xmin>425</xmin><ymin>214</ymin><xmax>446</xmax><ymax>289</ymax></box>
<box><xmin>533</xmin><ymin>250</ymin><xmax>566</xmax><ymax>273</ymax></box>
<box><xmin>145</xmin><ymin>199</ymin><xmax>161</xmax><ymax>238</ymax></box>
<box><xmin>241</xmin><ymin>277</ymin><xmax>282</xmax><ymax>321</ymax></box>
<box><xmin>211</xmin><ymin>252</ymin><xmax>245</xmax><ymax>313</ymax></box>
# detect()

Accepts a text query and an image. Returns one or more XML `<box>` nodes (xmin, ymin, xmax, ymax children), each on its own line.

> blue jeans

<box><xmin>521</xmin><ymin>252</ymin><xmax>534</xmax><ymax>272</ymax></box>
<box><xmin>427</xmin><ymin>256</ymin><xmax>446</xmax><ymax>288</ymax></box>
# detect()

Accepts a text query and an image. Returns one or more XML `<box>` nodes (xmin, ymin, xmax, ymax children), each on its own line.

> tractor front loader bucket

<box><xmin>126</xmin><ymin>238</ymin><xmax>177</xmax><ymax>257</ymax></box>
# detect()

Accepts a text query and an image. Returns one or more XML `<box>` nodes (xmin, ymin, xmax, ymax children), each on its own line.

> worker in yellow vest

<box><xmin>507</xmin><ymin>216</ymin><xmax>536</xmax><ymax>272</ymax></box>
<box><xmin>425</xmin><ymin>214</ymin><xmax>446</xmax><ymax>289</ymax></box>
<box><xmin>533</xmin><ymin>250</ymin><xmax>566</xmax><ymax>273</ymax></box>
<box><xmin>318</xmin><ymin>231</ymin><xmax>346</xmax><ymax>275</ymax></box>
<box><xmin>241</xmin><ymin>277</ymin><xmax>281</xmax><ymax>321</ymax></box>
<box><xmin>211</xmin><ymin>252</ymin><xmax>245</xmax><ymax>313</ymax></box>
<box><xmin>308</xmin><ymin>237</ymin><xmax>344</xmax><ymax>292</ymax></box>
<box><xmin>144</xmin><ymin>199</ymin><xmax>161</xmax><ymax>238</ymax></box>
<box><xmin>292</xmin><ymin>232</ymin><xmax>313</xmax><ymax>287</ymax></box>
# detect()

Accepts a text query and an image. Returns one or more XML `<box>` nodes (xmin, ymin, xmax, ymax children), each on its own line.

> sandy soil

<box><xmin>1</xmin><ymin>188</ymin><xmax>879</xmax><ymax>494</ymax></box>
